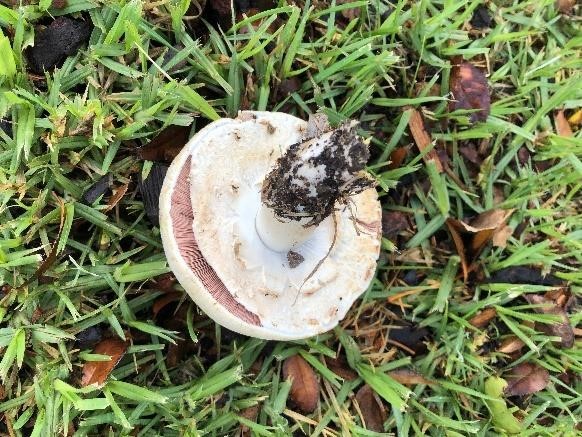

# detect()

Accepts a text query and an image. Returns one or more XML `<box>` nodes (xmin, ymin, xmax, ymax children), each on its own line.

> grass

<box><xmin>0</xmin><ymin>0</ymin><xmax>581</xmax><ymax>435</ymax></box>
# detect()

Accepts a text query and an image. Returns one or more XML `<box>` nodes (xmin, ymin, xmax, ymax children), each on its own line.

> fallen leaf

<box><xmin>449</xmin><ymin>61</ymin><xmax>490</xmax><ymax>124</ymax></box>
<box><xmin>408</xmin><ymin>108</ymin><xmax>443</xmax><ymax>172</ymax></box>
<box><xmin>325</xmin><ymin>357</ymin><xmax>358</xmax><ymax>381</ymax></box>
<box><xmin>139</xmin><ymin>163</ymin><xmax>169</xmax><ymax>227</ymax></box>
<box><xmin>497</xmin><ymin>336</ymin><xmax>525</xmax><ymax>354</ymax></box>
<box><xmin>492</xmin><ymin>224</ymin><xmax>513</xmax><ymax>248</ymax></box>
<box><xmin>387</xmin><ymin>322</ymin><xmax>430</xmax><ymax>356</ymax></box>
<box><xmin>75</xmin><ymin>325</ymin><xmax>103</xmax><ymax>349</ymax></box>
<box><xmin>388</xmin><ymin>369</ymin><xmax>433</xmax><ymax>386</ymax></box>
<box><xmin>282</xmin><ymin>355</ymin><xmax>319</xmax><ymax>413</ymax></box>
<box><xmin>466</xmin><ymin>209</ymin><xmax>513</xmax><ymax>252</ymax></box>
<box><xmin>153</xmin><ymin>292</ymin><xmax>183</xmax><ymax>318</ymax></box>
<box><xmin>355</xmin><ymin>384</ymin><xmax>387</xmax><ymax>432</ymax></box>
<box><xmin>137</xmin><ymin>126</ymin><xmax>191</xmax><ymax>162</ymax></box>
<box><xmin>488</xmin><ymin>267</ymin><xmax>563</xmax><ymax>286</ymax></box>
<box><xmin>277</xmin><ymin>77</ymin><xmax>301</xmax><ymax>98</ymax></box>
<box><xmin>554</xmin><ymin>110</ymin><xmax>573</xmax><ymax>137</ymax></box>
<box><xmin>382</xmin><ymin>211</ymin><xmax>410</xmax><ymax>240</ymax></box>
<box><xmin>470</xmin><ymin>5</ymin><xmax>492</xmax><ymax>29</ymax></box>
<box><xmin>504</xmin><ymin>362</ymin><xmax>549</xmax><ymax>396</ymax></box>
<box><xmin>447</xmin><ymin>209</ymin><xmax>513</xmax><ymax>281</ymax></box>
<box><xmin>52</xmin><ymin>0</ymin><xmax>67</xmax><ymax>8</ymax></box>
<box><xmin>556</xmin><ymin>0</ymin><xmax>576</xmax><ymax>14</ymax></box>
<box><xmin>81</xmin><ymin>337</ymin><xmax>129</xmax><ymax>387</ymax></box>
<box><xmin>104</xmin><ymin>183</ymin><xmax>129</xmax><ymax>212</ymax></box>
<box><xmin>27</xmin><ymin>194</ymin><xmax>65</xmax><ymax>283</ymax></box>
<box><xmin>151</xmin><ymin>273</ymin><xmax>178</xmax><ymax>293</ymax></box>
<box><xmin>544</xmin><ymin>288</ymin><xmax>575</xmax><ymax>309</ymax></box>
<box><xmin>337</xmin><ymin>0</ymin><xmax>361</xmax><ymax>20</ymax></box>
<box><xmin>388</xmin><ymin>147</ymin><xmax>408</xmax><ymax>170</ymax></box>
<box><xmin>166</xmin><ymin>340</ymin><xmax>185</xmax><ymax>368</ymax></box>
<box><xmin>414</xmin><ymin>82</ymin><xmax>441</xmax><ymax>98</ymax></box>
<box><xmin>446</xmin><ymin>220</ymin><xmax>469</xmax><ymax>281</ymax></box>
<box><xmin>469</xmin><ymin>307</ymin><xmax>497</xmax><ymax>329</ymax></box>
<box><xmin>208</xmin><ymin>0</ymin><xmax>232</xmax><ymax>22</ymax></box>
<box><xmin>82</xmin><ymin>174</ymin><xmax>112</xmax><ymax>205</ymax></box>
<box><xmin>524</xmin><ymin>292</ymin><xmax>574</xmax><ymax>348</ymax></box>
<box><xmin>459</xmin><ymin>144</ymin><xmax>482</xmax><ymax>166</ymax></box>
<box><xmin>239</xmin><ymin>405</ymin><xmax>260</xmax><ymax>437</ymax></box>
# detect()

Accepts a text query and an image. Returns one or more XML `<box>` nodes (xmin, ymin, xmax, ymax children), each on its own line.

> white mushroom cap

<box><xmin>160</xmin><ymin>111</ymin><xmax>381</xmax><ymax>340</ymax></box>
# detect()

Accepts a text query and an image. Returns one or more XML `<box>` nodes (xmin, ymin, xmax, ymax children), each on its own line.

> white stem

<box><xmin>255</xmin><ymin>204</ymin><xmax>315</xmax><ymax>252</ymax></box>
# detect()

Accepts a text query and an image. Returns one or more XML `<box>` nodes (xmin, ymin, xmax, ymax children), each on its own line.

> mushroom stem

<box><xmin>258</xmin><ymin>120</ymin><xmax>374</xmax><ymax>250</ymax></box>
<box><xmin>255</xmin><ymin>205</ymin><xmax>315</xmax><ymax>252</ymax></box>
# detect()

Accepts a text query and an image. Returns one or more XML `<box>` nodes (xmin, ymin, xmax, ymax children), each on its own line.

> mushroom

<box><xmin>159</xmin><ymin>111</ymin><xmax>381</xmax><ymax>340</ymax></box>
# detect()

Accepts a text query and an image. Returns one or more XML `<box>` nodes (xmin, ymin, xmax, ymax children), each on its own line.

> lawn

<box><xmin>0</xmin><ymin>0</ymin><xmax>581</xmax><ymax>435</ymax></box>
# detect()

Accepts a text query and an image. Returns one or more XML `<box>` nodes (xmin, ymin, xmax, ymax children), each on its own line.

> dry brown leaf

<box><xmin>152</xmin><ymin>292</ymin><xmax>183</xmax><ymax>318</ymax></box>
<box><xmin>524</xmin><ymin>292</ymin><xmax>574</xmax><ymax>349</ymax></box>
<box><xmin>325</xmin><ymin>357</ymin><xmax>358</xmax><ymax>381</ymax></box>
<box><xmin>449</xmin><ymin>61</ymin><xmax>490</xmax><ymax>124</ymax></box>
<box><xmin>492</xmin><ymin>224</ymin><xmax>513</xmax><ymax>248</ymax></box>
<box><xmin>382</xmin><ymin>211</ymin><xmax>410</xmax><ymax>240</ymax></box>
<box><xmin>556</xmin><ymin>0</ymin><xmax>577</xmax><ymax>14</ymax></box>
<box><xmin>137</xmin><ymin>125</ymin><xmax>191</xmax><ymax>162</ymax></box>
<box><xmin>104</xmin><ymin>183</ymin><xmax>129</xmax><ymax>212</ymax></box>
<box><xmin>408</xmin><ymin>108</ymin><xmax>443</xmax><ymax>172</ymax></box>
<box><xmin>165</xmin><ymin>340</ymin><xmax>184</xmax><ymax>368</ymax></box>
<box><xmin>504</xmin><ymin>362</ymin><xmax>549</xmax><ymax>396</ymax></box>
<box><xmin>27</xmin><ymin>194</ymin><xmax>65</xmax><ymax>284</ymax></box>
<box><xmin>387</xmin><ymin>322</ymin><xmax>430</xmax><ymax>356</ymax></box>
<box><xmin>151</xmin><ymin>273</ymin><xmax>178</xmax><ymax>293</ymax></box>
<box><xmin>52</xmin><ymin>0</ymin><xmax>67</xmax><ymax>8</ymax></box>
<box><xmin>467</xmin><ymin>209</ymin><xmax>513</xmax><ymax>251</ymax></box>
<box><xmin>498</xmin><ymin>336</ymin><xmax>525</xmax><ymax>354</ymax></box>
<box><xmin>81</xmin><ymin>337</ymin><xmax>129</xmax><ymax>387</ymax></box>
<box><xmin>337</xmin><ymin>0</ymin><xmax>361</xmax><ymax>19</ymax></box>
<box><xmin>469</xmin><ymin>307</ymin><xmax>497</xmax><ymax>329</ymax></box>
<box><xmin>544</xmin><ymin>288</ymin><xmax>575</xmax><ymax>309</ymax></box>
<box><xmin>446</xmin><ymin>219</ymin><xmax>469</xmax><ymax>281</ymax></box>
<box><xmin>459</xmin><ymin>145</ymin><xmax>482</xmax><ymax>166</ymax></box>
<box><xmin>82</xmin><ymin>174</ymin><xmax>112</xmax><ymax>205</ymax></box>
<box><xmin>355</xmin><ymin>384</ymin><xmax>387</xmax><ymax>432</ymax></box>
<box><xmin>282</xmin><ymin>355</ymin><xmax>319</xmax><ymax>413</ymax></box>
<box><xmin>447</xmin><ymin>209</ymin><xmax>513</xmax><ymax>281</ymax></box>
<box><xmin>239</xmin><ymin>405</ymin><xmax>260</xmax><ymax>437</ymax></box>
<box><xmin>554</xmin><ymin>110</ymin><xmax>573</xmax><ymax>137</ymax></box>
<box><xmin>388</xmin><ymin>147</ymin><xmax>408</xmax><ymax>170</ymax></box>
<box><xmin>388</xmin><ymin>369</ymin><xmax>434</xmax><ymax>386</ymax></box>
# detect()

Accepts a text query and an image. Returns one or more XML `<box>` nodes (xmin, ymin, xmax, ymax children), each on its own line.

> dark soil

<box><xmin>139</xmin><ymin>163</ymin><xmax>169</xmax><ymax>226</ymax></box>
<box><xmin>262</xmin><ymin>123</ymin><xmax>373</xmax><ymax>226</ymax></box>
<box><xmin>26</xmin><ymin>17</ymin><xmax>92</xmax><ymax>74</ymax></box>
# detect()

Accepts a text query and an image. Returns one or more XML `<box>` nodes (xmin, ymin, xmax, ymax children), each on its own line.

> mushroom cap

<box><xmin>160</xmin><ymin>111</ymin><xmax>381</xmax><ymax>340</ymax></box>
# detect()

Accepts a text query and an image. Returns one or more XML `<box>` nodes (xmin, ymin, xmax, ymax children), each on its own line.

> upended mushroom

<box><xmin>160</xmin><ymin>111</ymin><xmax>381</xmax><ymax>340</ymax></box>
